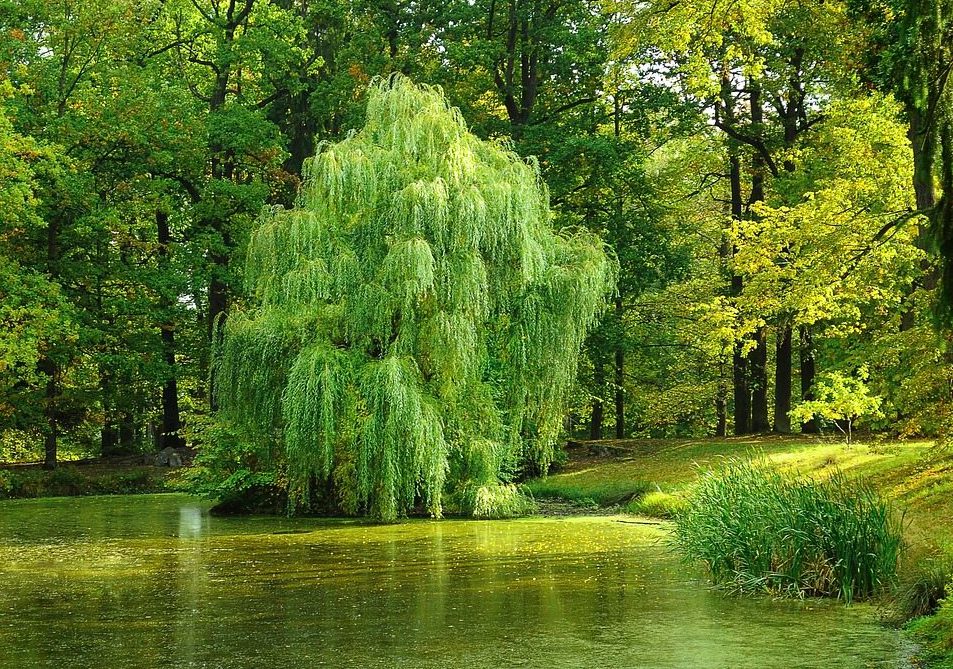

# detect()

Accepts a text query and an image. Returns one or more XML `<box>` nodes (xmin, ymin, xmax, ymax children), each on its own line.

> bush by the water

<box><xmin>674</xmin><ymin>460</ymin><xmax>902</xmax><ymax>602</ymax></box>
<box><xmin>626</xmin><ymin>490</ymin><xmax>687</xmax><ymax>519</ymax></box>
<box><xmin>909</xmin><ymin>580</ymin><xmax>953</xmax><ymax>666</ymax></box>
<box><xmin>887</xmin><ymin>552</ymin><xmax>952</xmax><ymax>624</ymax></box>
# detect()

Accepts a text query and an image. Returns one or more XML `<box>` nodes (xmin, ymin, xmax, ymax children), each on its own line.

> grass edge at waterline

<box><xmin>672</xmin><ymin>458</ymin><xmax>904</xmax><ymax>603</ymax></box>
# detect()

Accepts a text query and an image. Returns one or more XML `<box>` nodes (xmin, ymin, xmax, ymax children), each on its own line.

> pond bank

<box><xmin>526</xmin><ymin>436</ymin><xmax>953</xmax><ymax>667</ymax></box>
<box><xmin>0</xmin><ymin>456</ymin><xmax>180</xmax><ymax>499</ymax></box>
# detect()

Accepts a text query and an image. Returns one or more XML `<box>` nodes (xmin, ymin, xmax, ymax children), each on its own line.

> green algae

<box><xmin>0</xmin><ymin>494</ymin><xmax>909</xmax><ymax>668</ymax></box>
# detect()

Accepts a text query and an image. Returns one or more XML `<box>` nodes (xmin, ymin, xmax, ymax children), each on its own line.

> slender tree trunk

<box><xmin>614</xmin><ymin>295</ymin><xmax>624</xmax><ymax>439</ymax></box>
<box><xmin>119</xmin><ymin>411</ymin><xmax>136</xmax><ymax>451</ymax></box>
<box><xmin>716</xmin><ymin>371</ymin><xmax>728</xmax><ymax>438</ymax></box>
<box><xmin>101</xmin><ymin>372</ymin><xmax>119</xmax><ymax>456</ymax></box>
<box><xmin>774</xmin><ymin>325</ymin><xmax>792</xmax><ymax>433</ymax></box>
<box><xmin>728</xmin><ymin>150</ymin><xmax>750</xmax><ymax>435</ymax></box>
<box><xmin>732</xmin><ymin>344</ymin><xmax>750</xmax><ymax>435</ymax></box>
<box><xmin>41</xmin><ymin>213</ymin><xmax>60</xmax><ymax>469</ymax></box>
<box><xmin>902</xmin><ymin>106</ymin><xmax>939</xmax><ymax>330</ymax></box>
<box><xmin>938</xmin><ymin>121</ymin><xmax>953</xmax><ymax>315</ymax></box>
<box><xmin>157</xmin><ymin>210</ymin><xmax>184</xmax><ymax>449</ymax></box>
<box><xmin>799</xmin><ymin>325</ymin><xmax>818</xmax><ymax>433</ymax></box>
<box><xmin>591</xmin><ymin>360</ymin><xmax>605</xmax><ymax>440</ymax></box>
<box><xmin>39</xmin><ymin>357</ymin><xmax>58</xmax><ymax>469</ymax></box>
<box><xmin>751</xmin><ymin>327</ymin><xmax>770</xmax><ymax>432</ymax></box>
<box><xmin>748</xmin><ymin>81</ymin><xmax>770</xmax><ymax>433</ymax></box>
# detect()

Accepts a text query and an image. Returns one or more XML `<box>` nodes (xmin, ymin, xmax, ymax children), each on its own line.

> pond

<box><xmin>0</xmin><ymin>494</ymin><xmax>909</xmax><ymax>668</ymax></box>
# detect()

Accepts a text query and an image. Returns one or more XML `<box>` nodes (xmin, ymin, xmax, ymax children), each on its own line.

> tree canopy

<box><xmin>215</xmin><ymin>76</ymin><xmax>615</xmax><ymax>520</ymax></box>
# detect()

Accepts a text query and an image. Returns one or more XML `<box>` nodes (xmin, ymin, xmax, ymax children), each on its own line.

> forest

<box><xmin>3</xmin><ymin>0</ymin><xmax>953</xmax><ymax>667</ymax></box>
<box><xmin>6</xmin><ymin>0</ymin><xmax>953</xmax><ymax>472</ymax></box>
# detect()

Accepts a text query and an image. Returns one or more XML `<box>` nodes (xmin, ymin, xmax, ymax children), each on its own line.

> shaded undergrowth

<box><xmin>0</xmin><ymin>465</ymin><xmax>169</xmax><ymax>499</ymax></box>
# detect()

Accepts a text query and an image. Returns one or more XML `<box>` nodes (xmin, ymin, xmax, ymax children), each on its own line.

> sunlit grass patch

<box><xmin>625</xmin><ymin>490</ymin><xmax>687</xmax><ymax>519</ymax></box>
<box><xmin>524</xmin><ymin>477</ymin><xmax>651</xmax><ymax>507</ymax></box>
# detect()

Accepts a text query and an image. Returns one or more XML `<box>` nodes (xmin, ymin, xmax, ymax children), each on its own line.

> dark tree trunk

<box><xmin>799</xmin><ymin>325</ymin><xmax>818</xmax><ymax>433</ymax></box>
<box><xmin>39</xmin><ymin>357</ymin><xmax>58</xmax><ymax>470</ymax></box>
<box><xmin>910</xmin><ymin>107</ymin><xmax>938</xmax><ymax>214</ymax></box>
<box><xmin>748</xmin><ymin>81</ymin><xmax>770</xmax><ymax>434</ymax></box>
<box><xmin>728</xmin><ymin>148</ymin><xmax>750</xmax><ymax>435</ymax></box>
<box><xmin>591</xmin><ymin>360</ymin><xmax>605</xmax><ymax>440</ymax></box>
<box><xmin>41</xmin><ymin>210</ymin><xmax>60</xmax><ymax>469</ymax></box>
<box><xmin>614</xmin><ymin>295</ymin><xmax>625</xmax><ymax>439</ymax></box>
<box><xmin>101</xmin><ymin>372</ymin><xmax>120</xmax><ymax>456</ymax></box>
<box><xmin>716</xmin><ymin>375</ymin><xmax>728</xmax><ymax>438</ymax></box>
<box><xmin>102</xmin><ymin>421</ymin><xmax>119</xmax><ymax>455</ymax></box>
<box><xmin>157</xmin><ymin>211</ymin><xmax>184</xmax><ymax>449</ymax></box>
<box><xmin>732</xmin><ymin>344</ymin><xmax>750</xmax><ymax>435</ymax></box>
<box><xmin>938</xmin><ymin>121</ymin><xmax>953</xmax><ymax>317</ymax></box>
<box><xmin>774</xmin><ymin>325</ymin><xmax>792</xmax><ymax>433</ymax></box>
<box><xmin>750</xmin><ymin>326</ymin><xmax>770</xmax><ymax>433</ymax></box>
<box><xmin>718</xmin><ymin>72</ymin><xmax>753</xmax><ymax>436</ymax></box>
<box><xmin>902</xmin><ymin>106</ymin><xmax>939</xmax><ymax>330</ymax></box>
<box><xmin>119</xmin><ymin>412</ymin><xmax>136</xmax><ymax>451</ymax></box>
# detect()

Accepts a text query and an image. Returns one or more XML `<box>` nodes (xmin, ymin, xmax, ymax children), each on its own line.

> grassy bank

<box><xmin>530</xmin><ymin>437</ymin><xmax>952</xmax><ymax>540</ymax></box>
<box><xmin>0</xmin><ymin>461</ymin><xmax>177</xmax><ymax>499</ymax></box>
<box><xmin>527</xmin><ymin>435</ymin><xmax>953</xmax><ymax>665</ymax></box>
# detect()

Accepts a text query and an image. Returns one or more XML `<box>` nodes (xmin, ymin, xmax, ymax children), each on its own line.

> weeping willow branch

<box><xmin>215</xmin><ymin>75</ymin><xmax>617</xmax><ymax>521</ymax></box>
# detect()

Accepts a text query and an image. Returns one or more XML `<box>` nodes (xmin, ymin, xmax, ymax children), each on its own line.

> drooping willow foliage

<box><xmin>215</xmin><ymin>75</ymin><xmax>616</xmax><ymax>521</ymax></box>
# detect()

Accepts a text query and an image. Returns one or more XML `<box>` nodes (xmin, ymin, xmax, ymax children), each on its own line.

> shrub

<box><xmin>0</xmin><ymin>469</ymin><xmax>13</xmax><ymax>498</ymax></box>
<box><xmin>448</xmin><ymin>483</ymin><xmax>536</xmax><ymax>519</ymax></box>
<box><xmin>46</xmin><ymin>466</ymin><xmax>88</xmax><ymax>495</ymax></box>
<box><xmin>886</xmin><ymin>552</ymin><xmax>952</xmax><ymax>624</ymax></box>
<box><xmin>524</xmin><ymin>478</ymin><xmax>651</xmax><ymax>507</ymax></box>
<box><xmin>674</xmin><ymin>459</ymin><xmax>903</xmax><ymax>602</ymax></box>
<box><xmin>908</xmin><ymin>580</ymin><xmax>953</xmax><ymax>666</ymax></box>
<box><xmin>626</xmin><ymin>490</ymin><xmax>686</xmax><ymax>519</ymax></box>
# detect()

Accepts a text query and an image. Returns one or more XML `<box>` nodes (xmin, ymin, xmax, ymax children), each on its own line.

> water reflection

<box><xmin>0</xmin><ymin>495</ymin><xmax>908</xmax><ymax>669</ymax></box>
<box><xmin>177</xmin><ymin>505</ymin><xmax>206</xmax><ymax>539</ymax></box>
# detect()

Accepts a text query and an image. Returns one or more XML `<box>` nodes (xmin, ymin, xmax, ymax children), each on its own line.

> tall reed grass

<box><xmin>673</xmin><ymin>459</ymin><xmax>903</xmax><ymax>602</ymax></box>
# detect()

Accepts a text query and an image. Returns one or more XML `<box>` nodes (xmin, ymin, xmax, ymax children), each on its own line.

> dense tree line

<box><xmin>1</xmin><ymin>0</ymin><xmax>951</xmax><ymax>504</ymax></box>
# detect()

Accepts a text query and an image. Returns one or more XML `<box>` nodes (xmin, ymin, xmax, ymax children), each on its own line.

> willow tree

<box><xmin>214</xmin><ymin>76</ymin><xmax>615</xmax><ymax>521</ymax></box>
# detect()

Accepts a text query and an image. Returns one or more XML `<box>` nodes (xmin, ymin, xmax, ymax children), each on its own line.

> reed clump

<box><xmin>674</xmin><ymin>459</ymin><xmax>903</xmax><ymax>602</ymax></box>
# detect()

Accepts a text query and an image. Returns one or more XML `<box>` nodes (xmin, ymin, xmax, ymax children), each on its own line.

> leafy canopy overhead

<box><xmin>215</xmin><ymin>75</ymin><xmax>616</xmax><ymax>521</ymax></box>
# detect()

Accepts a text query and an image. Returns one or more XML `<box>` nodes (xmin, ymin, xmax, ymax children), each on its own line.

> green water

<box><xmin>0</xmin><ymin>494</ymin><xmax>908</xmax><ymax>668</ymax></box>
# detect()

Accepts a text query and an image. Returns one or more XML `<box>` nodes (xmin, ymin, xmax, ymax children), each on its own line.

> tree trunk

<box><xmin>590</xmin><ymin>360</ymin><xmax>605</xmax><ymax>440</ymax></box>
<box><xmin>750</xmin><ymin>326</ymin><xmax>770</xmax><ymax>433</ymax></box>
<box><xmin>101</xmin><ymin>372</ymin><xmax>120</xmax><ymax>456</ymax></box>
<box><xmin>39</xmin><ymin>357</ymin><xmax>58</xmax><ymax>470</ymax></box>
<box><xmin>732</xmin><ymin>344</ymin><xmax>750</xmax><ymax>435</ymax></box>
<box><xmin>773</xmin><ymin>325</ymin><xmax>792</xmax><ymax>433</ymax></box>
<box><xmin>716</xmin><ymin>374</ymin><xmax>728</xmax><ymax>438</ymax></box>
<box><xmin>157</xmin><ymin>210</ymin><xmax>184</xmax><ymax>449</ymax></box>
<box><xmin>119</xmin><ymin>411</ymin><xmax>136</xmax><ymax>451</ymax></box>
<box><xmin>614</xmin><ymin>295</ymin><xmax>624</xmax><ymax>439</ymax></box>
<box><xmin>728</xmin><ymin>147</ymin><xmax>750</xmax><ymax>435</ymax></box>
<box><xmin>799</xmin><ymin>325</ymin><xmax>818</xmax><ymax>433</ymax></box>
<box><xmin>102</xmin><ymin>420</ymin><xmax>118</xmax><ymax>455</ymax></box>
<box><xmin>938</xmin><ymin>120</ymin><xmax>953</xmax><ymax>318</ymax></box>
<box><xmin>41</xmin><ymin>210</ymin><xmax>59</xmax><ymax>469</ymax></box>
<box><xmin>902</xmin><ymin>106</ymin><xmax>939</xmax><ymax>330</ymax></box>
<box><xmin>748</xmin><ymin>81</ymin><xmax>770</xmax><ymax>434</ymax></box>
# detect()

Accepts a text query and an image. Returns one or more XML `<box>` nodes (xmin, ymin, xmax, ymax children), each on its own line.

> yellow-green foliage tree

<box><xmin>214</xmin><ymin>76</ymin><xmax>616</xmax><ymax>521</ymax></box>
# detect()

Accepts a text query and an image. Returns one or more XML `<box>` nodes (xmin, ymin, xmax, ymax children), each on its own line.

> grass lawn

<box><xmin>527</xmin><ymin>436</ymin><xmax>953</xmax><ymax>546</ymax></box>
